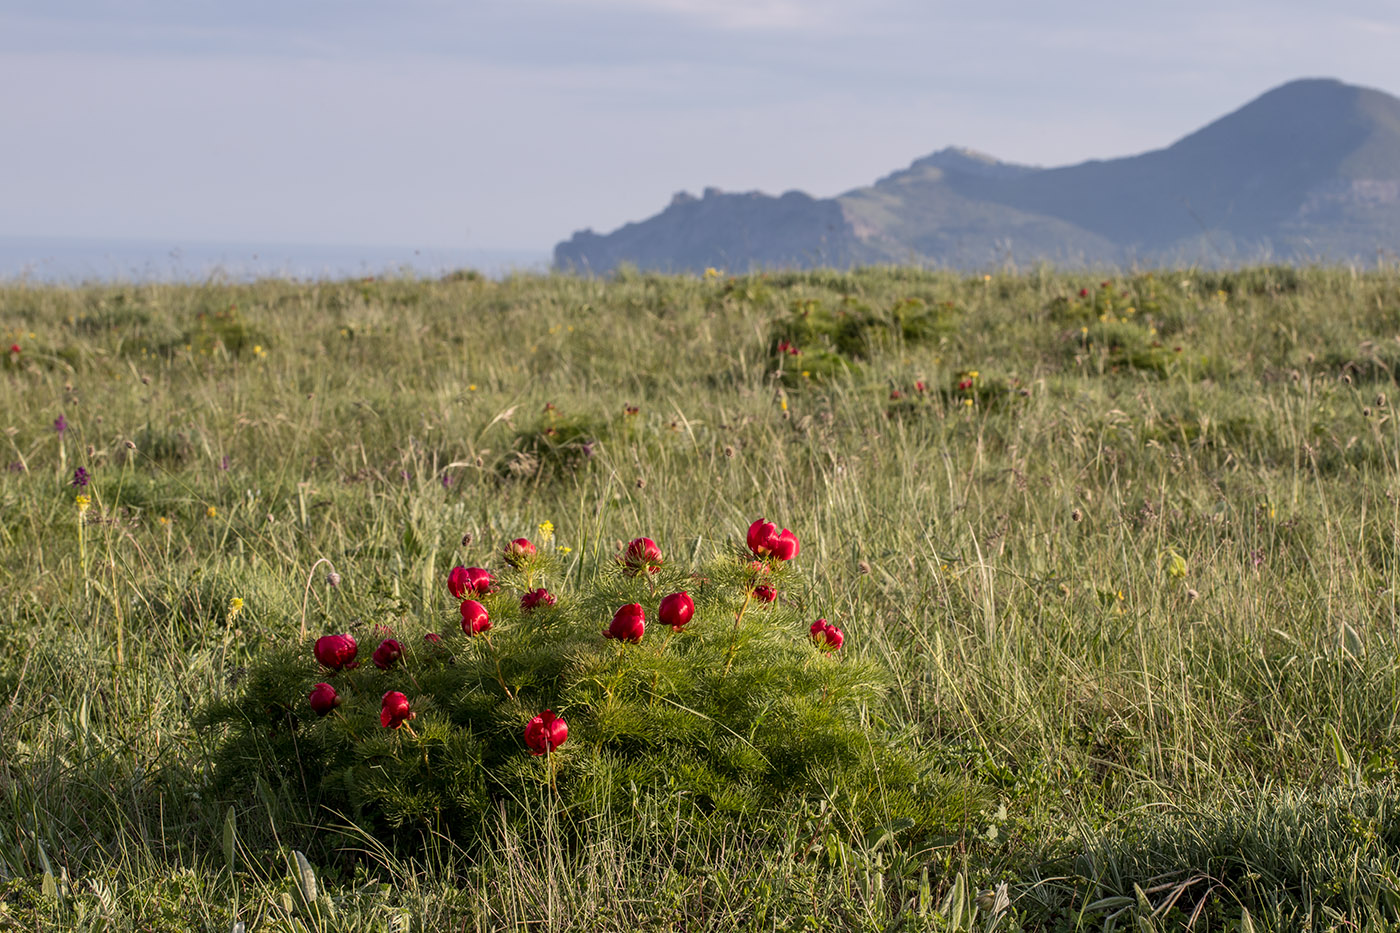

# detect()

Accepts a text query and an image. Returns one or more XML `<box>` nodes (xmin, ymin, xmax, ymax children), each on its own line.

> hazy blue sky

<box><xmin>5</xmin><ymin>1</ymin><xmax>1400</xmax><ymax>252</ymax></box>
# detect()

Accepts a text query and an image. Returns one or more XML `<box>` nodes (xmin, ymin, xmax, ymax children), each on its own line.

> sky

<box><xmin>4</xmin><ymin>1</ymin><xmax>1400</xmax><ymax>254</ymax></box>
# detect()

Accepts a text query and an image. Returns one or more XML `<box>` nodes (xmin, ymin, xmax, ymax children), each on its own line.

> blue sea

<box><xmin>0</xmin><ymin>236</ymin><xmax>550</xmax><ymax>284</ymax></box>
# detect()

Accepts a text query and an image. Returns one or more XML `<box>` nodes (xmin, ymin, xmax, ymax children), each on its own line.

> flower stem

<box><xmin>482</xmin><ymin>634</ymin><xmax>513</xmax><ymax>698</ymax></box>
<box><xmin>722</xmin><ymin>589</ymin><xmax>755</xmax><ymax>674</ymax></box>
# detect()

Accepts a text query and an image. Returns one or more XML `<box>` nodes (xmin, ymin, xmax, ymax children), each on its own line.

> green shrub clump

<box><xmin>199</xmin><ymin>521</ymin><xmax>970</xmax><ymax>846</ymax></box>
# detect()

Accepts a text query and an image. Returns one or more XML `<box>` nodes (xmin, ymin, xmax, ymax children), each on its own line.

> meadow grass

<box><xmin>1</xmin><ymin>265</ymin><xmax>1400</xmax><ymax>930</ymax></box>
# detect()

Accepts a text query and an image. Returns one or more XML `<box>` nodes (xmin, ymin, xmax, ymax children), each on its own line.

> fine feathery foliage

<box><xmin>198</xmin><ymin>533</ymin><xmax>974</xmax><ymax>845</ymax></box>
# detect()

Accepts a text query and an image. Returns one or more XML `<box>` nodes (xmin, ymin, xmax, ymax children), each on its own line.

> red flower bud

<box><xmin>957</xmin><ymin>378</ymin><xmax>974</xmax><ymax>391</ymax></box>
<box><xmin>380</xmin><ymin>691</ymin><xmax>415</xmax><ymax>729</ymax></box>
<box><xmin>747</xmin><ymin>519</ymin><xmax>799</xmax><ymax>561</ymax></box>
<box><xmin>372</xmin><ymin>638</ymin><xmax>403</xmax><ymax>670</ymax></box>
<box><xmin>1078</xmin><ymin>288</ymin><xmax>1089</xmax><ymax>298</ymax></box>
<box><xmin>658</xmin><ymin>591</ymin><xmax>695</xmax><ymax>631</ymax></box>
<box><xmin>424</xmin><ymin>632</ymin><xmax>443</xmax><ymax>645</ymax></box>
<box><xmin>460</xmin><ymin>599</ymin><xmax>491</xmax><ymax>635</ymax></box>
<box><xmin>603</xmin><ymin>603</ymin><xmax>646</xmax><ymax>642</ymax></box>
<box><xmin>753</xmin><ymin>585</ymin><xmax>777</xmax><ymax>603</ymax></box>
<box><xmin>524</xmin><ymin>709</ymin><xmax>568</xmax><ymax>755</ymax></box>
<box><xmin>314</xmin><ymin>633</ymin><xmax>358</xmax><ymax>671</ymax></box>
<box><xmin>809</xmin><ymin>618</ymin><xmax>844</xmax><ymax>651</ymax></box>
<box><xmin>521</xmin><ymin>587</ymin><xmax>557</xmax><ymax>612</ymax></box>
<box><xmin>622</xmin><ymin>537</ymin><xmax>662</xmax><ymax>575</ymax></box>
<box><xmin>308</xmin><ymin>682</ymin><xmax>340</xmax><ymax>716</ymax></box>
<box><xmin>504</xmin><ymin>537</ymin><xmax>537</xmax><ymax>567</ymax></box>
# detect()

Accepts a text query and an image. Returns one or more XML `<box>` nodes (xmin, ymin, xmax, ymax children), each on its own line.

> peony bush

<box><xmin>199</xmin><ymin>519</ymin><xmax>966</xmax><ymax>843</ymax></box>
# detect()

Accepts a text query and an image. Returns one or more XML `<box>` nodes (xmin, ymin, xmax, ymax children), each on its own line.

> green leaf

<box><xmin>222</xmin><ymin>806</ymin><xmax>236</xmax><ymax>873</ymax></box>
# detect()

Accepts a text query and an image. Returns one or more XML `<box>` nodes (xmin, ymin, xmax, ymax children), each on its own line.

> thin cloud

<box><xmin>561</xmin><ymin>0</ymin><xmax>858</xmax><ymax>32</ymax></box>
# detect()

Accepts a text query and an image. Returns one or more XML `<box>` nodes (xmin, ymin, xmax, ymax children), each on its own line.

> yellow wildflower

<box><xmin>75</xmin><ymin>494</ymin><xmax>91</xmax><ymax>513</ymax></box>
<box><xmin>538</xmin><ymin>520</ymin><xmax>555</xmax><ymax>542</ymax></box>
<box><xmin>228</xmin><ymin>597</ymin><xmax>244</xmax><ymax>619</ymax></box>
<box><xmin>207</xmin><ymin>506</ymin><xmax>218</xmax><ymax>519</ymax></box>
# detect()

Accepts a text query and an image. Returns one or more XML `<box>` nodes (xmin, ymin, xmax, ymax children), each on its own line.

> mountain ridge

<box><xmin>553</xmin><ymin>78</ymin><xmax>1400</xmax><ymax>272</ymax></box>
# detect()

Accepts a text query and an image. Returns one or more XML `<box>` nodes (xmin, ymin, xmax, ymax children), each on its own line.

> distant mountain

<box><xmin>554</xmin><ymin>78</ymin><xmax>1400</xmax><ymax>272</ymax></box>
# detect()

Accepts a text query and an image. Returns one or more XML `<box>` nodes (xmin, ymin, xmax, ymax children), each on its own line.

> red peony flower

<box><xmin>603</xmin><ymin>603</ymin><xmax>645</xmax><ymax>642</ymax></box>
<box><xmin>915</xmin><ymin>380</ymin><xmax>927</xmax><ymax>393</ymax></box>
<box><xmin>7</xmin><ymin>344</ymin><xmax>18</xmax><ymax>355</ymax></box>
<box><xmin>622</xmin><ymin>537</ymin><xmax>662</xmax><ymax>575</ymax></box>
<box><xmin>747</xmin><ymin>519</ymin><xmax>799</xmax><ymax>561</ymax></box>
<box><xmin>314</xmin><ymin>633</ymin><xmax>358</xmax><ymax>671</ymax></box>
<box><xmin>658</xmin><ymin>591</ymin><xmax>695</xmax><ymax>631</ymax></box>
<box><xmin>753</xmin><ymin>585</ymin><xmax>777</xmax><ymax>603</ymax></box>
<box><xmin>1078</xmin><ymin>288</ymin><xmax>1089</xmax><ymax>298</ymax></box>
<box><xmin>424</xmin><ymin>632</ymin><xmax>443</xmax><ymax>645</ymax></box>
<box><xmin>809</xmin><ymin>618</ymin><xmax>844</xmax><ymax>651</ymax></box>
<box><xmin>372</xmin><ymin>638</ymin><xmax>403</xmax><ymax>670</ymax></box>
<box><xmin>308</xmin><ymin>682</ymin><xmax>340</xmax><ymax>716</ymax></box>
<box><xmin>460</xmin><ymin>599</ymin><xmax>491</xmax><ymax>635</ymax></box>
<box><xmin>448</xmin><ymin>565</ymin><xmax>495</xmax><ymax>598</ymax></box>
<box><xmin>957</xmin><ymin>378</ymin><xmax>974</xmax><ymax>391</ymax></box>
<box><xmin>380</xmin><ymin>691</ymin><xmax>415</xmax><ymax>729</ymax></box>
<box><xmin>524</xmin><ymin>709</ymin><xmax>568</xmax><ymax>755</ymax></box>
<box><xmin>447</xmin><ymin>565</ymin><xmax>470</xmax><ymax>598</ymax></box>
<box><xmin>504</xmin><ymin>537</ymin><xmax>536</xmax><ymax>567</ymax></box>
<box><xmin>521</xmin><ymin>587</ymin><xmax>557</xmax><ymax>612</ymax></box>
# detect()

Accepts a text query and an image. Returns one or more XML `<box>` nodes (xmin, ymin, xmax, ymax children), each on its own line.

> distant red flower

<box><xmin>957</xmin><ymin>377</ymin><xmax>974</xmax><ymax>391</ymax></box>
<box><xmin>753</xmin><ymin>584</ymin><xmax>777</xmax><ymax>603</ymax></box>
<box><xmin>7</xmin><ymin>344</ymin><xmax>18</xmax><ymax>355</ymax></box>
<box><xmin>604</xmin><ymin>603</ymin><xmax>646</xmax><ymax>642</ymax></box>
<box><xmin>622</xmin><ymin>537</ymin><xmax>662</xmax><ymax>575</ymax></box>
<box><xmin>889</xmin><ymin>390</ymin><xmax>902</xmax><ymax>400</ymax></box>
<box><xmin>746</xmin><ymin>519</ymin><xmax>799</xmax><ymax>561</ymax></box>
<box><xmin>314</xmin><ymin>633</ymin><xmax>358</xmax><ymax>671</ymax></box>
<box><xmin>372</xmin><ymin>638</ymin><xmax>403</xmax><ymax>670</ymax></box>
<box><xmin>380</xmin><ymin>691</ymin><xmax>415</xmax><ymax>729</ymax></box>
<box><xmin>658</xmin><ymin>591</ymin><xmax>695</xmax><ymax>631</ymax></box>
<box><xmin>1078</xmin><ymin>288</ymin><xmax>1089</xmax><ymax>298</ymax></box>
<box><xmin>461</xmin><ymin>599</ymin><xmax>491</xmax><ymax>635</ymax></box>
<box><xmin>424</xmin><ymin>632</ymin><xmax>443</xmax><ymax>645</ymax></box>
<box><xmin>810</xmin><ymin>618</ymin><xmax>844</xmax><ymax>651</ymax></box>
<box><xmin>524</xmin><ymin>709</ymin><xmax>568</xmax><ymax>755</ymax></box>
<box><xmin>504</xmin><ymin>538</ymin><xmax>536</xmax><ymax>567</ymax></box>
<box><xmin>521</xmin><ymin>587</ymin><xmax>557</xmax><ymax>612</ymax></box>
<box><xmin>308</xmin><ymin>682</ymin><xmax>340</xmax><ymax>716</ymax></box>
<box><xmin>914</xmin><ymin>380</ymin><xmax>926</xmax><ymax>393</ymax></box>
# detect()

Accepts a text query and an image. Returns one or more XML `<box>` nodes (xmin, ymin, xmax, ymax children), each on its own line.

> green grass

<box><xmin>2</xmin><ymin>265</ymin><xmax>1400</xmax><ymax>929</ymax></box>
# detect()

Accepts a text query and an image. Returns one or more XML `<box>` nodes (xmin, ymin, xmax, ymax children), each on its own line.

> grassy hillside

<box><xmin>2</xmin><ymin>265</ymin><xmax>1400</xmax><ymax>929</ymax></box>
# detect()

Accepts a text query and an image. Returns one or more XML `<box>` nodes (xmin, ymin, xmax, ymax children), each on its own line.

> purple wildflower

<box><xmin>72</xmin><ymin>466</ymin><xmax>89</xmax><ymax>487</ymax></box>
<box><xmin>53</xmin><ymin>414</ymin><xmax>67</xmax><ymax>435</ymax></box>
